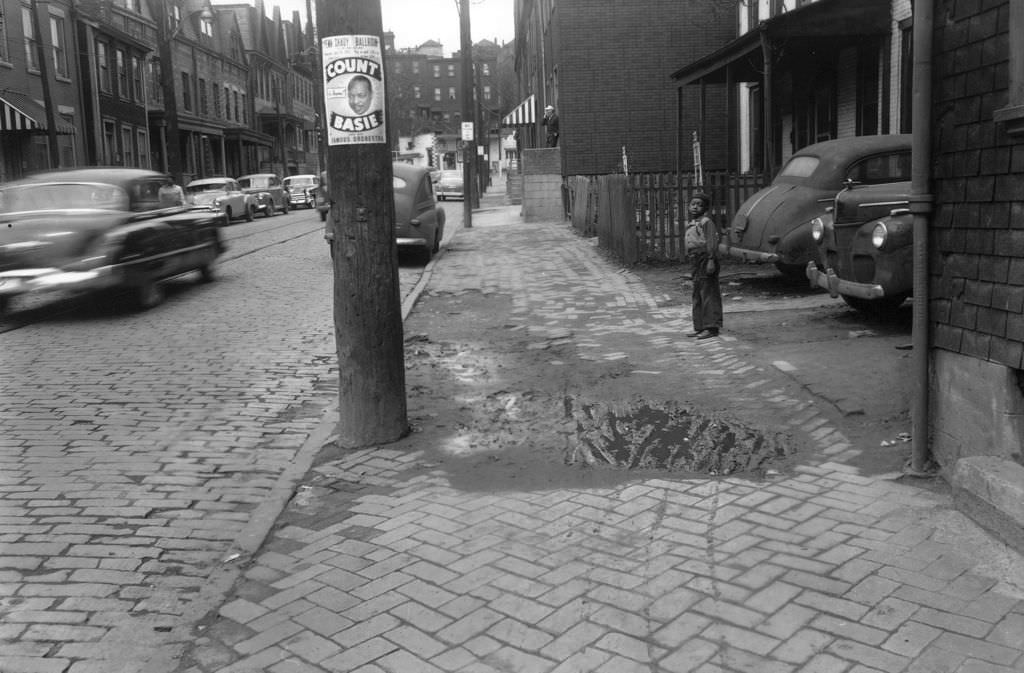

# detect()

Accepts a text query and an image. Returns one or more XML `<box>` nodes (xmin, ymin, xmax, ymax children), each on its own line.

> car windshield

<box><xmin>0</xmin><ymin>182</ymin><xmax>129</xmax><ymax>212</ymax></box>
<box><xmin>777</xmin><ymin>156</ymin><xmax>819</xmax><ymax>179</ymax></box>
<box><xmin>186</xmin><ymin>182</ymin><xmax>229</xmax><ymax>194</ymax></box>
<box><xmin>393</xmin><ymin>177</ymin><xmax>408</xmax><ymax>191</ymax></box>
<box><xmin>238</xmin><ymin>177</ymin><xmax>272</xmax><ymax>189</ymax></box>
<box><xmin>285</xmin><ymin>177</ymin><xmax>316</xmax><ymax>188</ymax></box>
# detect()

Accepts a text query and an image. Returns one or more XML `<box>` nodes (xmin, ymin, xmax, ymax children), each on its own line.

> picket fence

<box><xmin>567</xmin><ymin>171</ymin><xmax>769</xmax><ymax>264</ymax></box>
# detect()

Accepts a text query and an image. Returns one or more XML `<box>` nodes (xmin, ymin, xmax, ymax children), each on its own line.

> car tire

<box><xmin>841</xmin><ymin>293</ymin><xmax>909</xmax><ymax>316</ymax></box>
<box><xmin>135</xmin><ymin>278</ymin><xmax>165</xmax><ymax>310</ymax></box>
<box><xmin>246</xmin><ymin>205</ymin><xmax>255</xmax><ymax>222</ymax></box>
<box><xmin>224</xmin><ymin>206</ymin><xmax>233</xmax><ymax>223</ymax></box>
<box><xmin>198</xmin><ymin>257</ymin><xmax>217</xmax><ymax>283</ymax></box>
<box><xmin>433</xmin><ymin>226</ymin><xmax>442</xmax><ymax>253</ymax></box>
<box><xmin>282</xmin><ymin>200</ymin><xmax>290</xmax><ymax>215</ymax></box>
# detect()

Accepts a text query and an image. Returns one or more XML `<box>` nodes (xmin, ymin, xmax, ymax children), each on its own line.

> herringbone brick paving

<box><xmin>178</xmin><ymin>192</ymin><xmax>1024</xmax><ymax>672</ymax></box>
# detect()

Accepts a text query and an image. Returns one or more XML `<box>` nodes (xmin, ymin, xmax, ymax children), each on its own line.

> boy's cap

<box><xmin>545</xmin><ymin>105</ymin><xmax>554</xmax><ymax>111</ymax></box>
<box><xmin>692</xmin><ymin>192</ymin><xmax>711</xmax><ymax>205</ymax></box>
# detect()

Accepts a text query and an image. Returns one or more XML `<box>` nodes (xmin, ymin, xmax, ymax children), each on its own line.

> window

<box><xmin>448</xmin><ymin>87</ymin><xmax>456</xmax><ymax>101</ymax></box>
<box><xmin>131</xmin><ymin>55</ymin><xmax>143</xmax><ymax>101</ymax></box>
<box><xmin>103</xmin><ymin>120</ymin><xmax>116</xmax><ymax>163</ymax></box>
<box><xmin>200</xmin><ymin>16</ymin><xmax>213</xmax><ymax>37</ymax></box>
<box><xmin>433</xmin><ymin>64</ymin><xmax>440</xmax><ymax>78</ymax></box>
<box><xmin>856</xmin><ymin>42</ymin><xmax>881</xmax><ymax>136</ymax></box>
<box><xmin>212</xmin><ymin>86</ymin><xmax>220</xmax><ymax>118</ymax></box>
<box><xmin>847</xmin><ymin>151</ymin><xmax>912</xmax><ymax>184</ymax></box>
<box><xmin>50</xmin><ymin>14</ymin><xmax>67</xmax><ymax>77</ymax></box>
<box><xmin>447</xmin><ymin>64</ymin><xmax>455</xmax><ymax>77</ymax></box>
<box><xmin>434</xmin><ymin>88</ymin><xmax>441</xmax><ymax>102</ymax></box>
<box><xmin>481</xmin><ymin>63</ymin><xmax>490</xmax><ymax>76</ymax></box>
<box><xmin>224</xmin><ymin>86</ymin><xmax>230</xmax><ymax>118</ymax></box>
<box><xmin>412</xmin><ymin>60</ymin><xmax>419</xmax><ymax>74</ymax></box>
<box><xmin>483</xmin><ymin>85</ymin><xmax>491</xmax><ymax>101</ymax></box>
<box><xmin>97</xmin><ymin>41</ymin><xmax>111</xmax><ymax>93</ymax></box>
<box><xmin>0</xmin><ymin>4</ymin><xmax>9</xmax><ymax>62</ymax></box>
<box><xmin>181</xmin><ymin>72</ymin><xmax>192</xmax><ymax>111</ymax></box>
<box><xmin>22</xmin><ymin>6</ymin><xmax>38</xmax><ymax>70</ymax></box>
<box><xmin>233</xmin><ymin>91</ymin><xmax>240</xmax><ymax>121</ymax></box>
<box><xmin>137</xmin><ymin>129</ymin><xmax>150</xmax><ymax>168</ymax></box>
<box><xmin>198</xmin><ymin>78</ymin><xmax>208</xmax><ymax>114</ymax></box>
<box><xmin>121</xmin><ymin>127</ymin><xmax>135</xmax><ymax>166</ymax></box>
<box><xmin>414</xmin><ymin>86</ymin><xmax>421</xmax><ymax>99</ymax></box>
<box><xmin>241</xmin><ymin>94</ymin><xmax>247</xmax><ymax>123</ymax></box>
<box><xmin>116</xmin><ymin>49</ymin><xmax>128</xmax><ymax>98</ymax></box>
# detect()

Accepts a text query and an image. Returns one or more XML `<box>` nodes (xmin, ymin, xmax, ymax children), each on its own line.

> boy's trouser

<box><xmin>690</xmin><ymin>252</ymin><xmax>723</xmax><ymax>332</ymax></box>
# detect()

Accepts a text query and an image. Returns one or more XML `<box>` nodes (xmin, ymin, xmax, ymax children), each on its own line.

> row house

<box><xmin>384</xmin><ymin>35</ymin><xmax>503</xmax><ymax>171</ymax></box>
<box><xmin>671</xmin><ymin>0</ymin><xmax>910</xmax><ymax>175</ymax></box>
<box><xmin>0</xmin><ymin>0</ymin><xmax>81</xmax><ymax>182</ymax></box>
<box><xmin>0</xmin><ymin>0</ymin><xmax>315</xmax><ymax>184</ymax></box>
<box><xmin>509</xmin><ymin>0</ymin><xmax>734</xmax><ymax>176</ymax></box>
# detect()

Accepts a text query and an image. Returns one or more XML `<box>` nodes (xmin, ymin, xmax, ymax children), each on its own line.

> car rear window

<box><xmin>778</xmin><ymin>156</ymin><xmax>819</xmax><ymax>178</ymax></box>
<box><xmin>846</xmin><ymin>151</ymin><xmax>912</xmax><ymax>184</ymax></box>
<box><xmin>239</xmin><ymin>177</ymin><xmax>271</xmax><ymax>189</ymax></box>
<box><xmin>0</xmin><ymin>183</ymin><xmax>129</xmax><ymax>212</ymax></box>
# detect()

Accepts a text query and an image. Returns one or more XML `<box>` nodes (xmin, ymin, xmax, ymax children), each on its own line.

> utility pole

<box><xmin>147</xmin><ymin>0</ymin><xmax>183</xmax><ymax>184</ymax></box>
<box><xmin>317</xmin><ymin>0</ymin><xmax>408</xmax><ymax>448</ymax></box>
<box><xmin>459</xmin><ymin>0</ymin><xmax>473</xmax><ymax>227</ymax></box>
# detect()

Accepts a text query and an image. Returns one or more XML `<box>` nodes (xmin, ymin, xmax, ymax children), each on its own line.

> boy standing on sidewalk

<box><xmin>683</xmin><ymin>193</ymin><xmax>723</xmax><ymax>339</ymax></box>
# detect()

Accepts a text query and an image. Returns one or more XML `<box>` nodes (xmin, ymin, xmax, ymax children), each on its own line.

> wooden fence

<box><xmin>567</xmin><ymin>170</ymin><xmax>769</xmax><ymax>264</ymax></box>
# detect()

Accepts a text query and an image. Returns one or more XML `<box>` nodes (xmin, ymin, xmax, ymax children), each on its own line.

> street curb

<box><xmin>183</xmin><ymin>197</ymin><xmax>494</xmax><ymax>639</ymax></box>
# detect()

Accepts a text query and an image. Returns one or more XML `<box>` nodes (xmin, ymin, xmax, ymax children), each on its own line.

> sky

<box><xmin>255</xmin><ymin>0</ymin><xmax>515</xmax><ymax>56</ymax></box>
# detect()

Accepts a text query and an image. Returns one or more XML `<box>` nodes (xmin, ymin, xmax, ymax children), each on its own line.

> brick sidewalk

<box><xmin>180</xmin><ymin>192</ymin><xmax>1024</xmax><ymax>673</ymax></box>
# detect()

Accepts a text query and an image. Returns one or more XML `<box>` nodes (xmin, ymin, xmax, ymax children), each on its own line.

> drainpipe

<box><xmin>909</xmin><ymin>0</ymin><xmax>934</xmax><ymax>474</ymax></box>
<box><xmin>759</xmin><ymin>26</ymin><xmax>775</xmax><ymax>177</ymax></box>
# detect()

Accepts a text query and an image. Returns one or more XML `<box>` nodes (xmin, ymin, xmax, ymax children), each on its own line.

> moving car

<box><xmin>185</xmin><ymin>177</ymin><xmax>255</xmax><ymax>222</ymax></box>
<box><xmin>237</xmin><ymin>173</ymin><xmax>289</xmax><ymax>216</ymax></box>
<box><xmin>323</xmin><ymin>163</ymin><xmax>445</xmax><ymax>263</ymax></box>
<box><xmin>435</xmin><ymin>170</ymin><xmax>464</xmax><ymax>201</ymax></box>
<box><xmin>724</xmin><ymin>134</ymin><xmax>912</xmax><ymax>279</ymax></box>
<box><xmin>807</xmin><ymin>179</ymin><xmax>913</xmax><ymax>314</ymax></box>
<box><xmin>283</xmin><ymin>174</ymin><xmax>320</xmax><ymax>209</ymax></box>
<box><xmin>0</xmin><ymin>168</ymin><xmax>225</xmax><ymax>314</ymax></box>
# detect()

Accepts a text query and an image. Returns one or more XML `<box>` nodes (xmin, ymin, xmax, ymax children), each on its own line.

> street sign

<box><xmin>461</xmin><ymin>122</ymin><xmax>474</xmax><ymax>141</ymax></box>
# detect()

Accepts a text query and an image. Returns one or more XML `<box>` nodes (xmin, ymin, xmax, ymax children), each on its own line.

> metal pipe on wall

<box><xmin>910</xmin><ymin>0</ymin><xmax>935</xmax><ymax>474</ymax></box>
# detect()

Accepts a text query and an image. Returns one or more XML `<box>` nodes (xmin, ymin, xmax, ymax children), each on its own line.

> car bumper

<box><xmin>806</xmin><ymin>262</ymin><xmax>885</xmax><ymax>299</ymax></box>
<box><xmin>396</xmin><ymin>237</ymin><xmax>429</xmax><ymax>248</ymax></box>
<box><xmin>719</xmin><ymin>242</ymin><xmax>779</xmax><ymax>264</ymax></box>
<box><xmin>0</xmin><ymin>265</ymin><xmax>121</xmax><ymax>297</ymax></box>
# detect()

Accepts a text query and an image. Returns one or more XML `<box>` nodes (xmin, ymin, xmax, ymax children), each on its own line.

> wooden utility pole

<box><xmin>317</xmin><ymin>0</ymin><xmax>408</xmax><ymax>447</ymax></box>
<box><xmin>459</xmin><ymin>0</ymin><xmax>474</xmax><ymax>226</ymax></box>
<box><xmin>30</xmin><ymin>0</ymin><xmax>59</xmax><ymax>167</ymax></box>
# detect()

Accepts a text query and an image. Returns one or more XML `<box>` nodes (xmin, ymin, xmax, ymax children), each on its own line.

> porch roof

<box><xmin>671</xmin><ymin>0</ymin><xmax>892</xmax><ymax>85</ymax></box>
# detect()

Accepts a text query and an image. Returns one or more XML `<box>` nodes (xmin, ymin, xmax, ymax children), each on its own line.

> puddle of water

<box><xmin>564</xmin><ymin>397</ymin><xmax>794</xmax><ymax>475</ymax></box>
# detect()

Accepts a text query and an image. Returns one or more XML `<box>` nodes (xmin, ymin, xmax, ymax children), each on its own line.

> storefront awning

<box><xmin>0</xmin><ymin>91</ymin><xmax>75</xmax><ymax>134</ymax></box>
<box><xmin>502</xmin><ymin>94</ymin><xmax>535</xmax><ymax>126</ymax></box>
<box><xmin>671</xmin><ymin>0</ymin><xmax>891</xmax><ymax>85</ymax></box>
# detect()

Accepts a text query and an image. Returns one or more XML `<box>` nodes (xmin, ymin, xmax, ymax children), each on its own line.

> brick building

<box><xmin>927</xmin><ymin>0</ymin><xmax>1024</xmax><ymax>543</ymax></box>
<box><xmin>511</xmin><ymin>0</ymin><xmax>734</xmax><ymax>176</ymax></box>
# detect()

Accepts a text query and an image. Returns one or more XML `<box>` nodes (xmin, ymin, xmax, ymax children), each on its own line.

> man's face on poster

<box><xmin>348</xmin><ymin>77</ymin><xmax>372</xmax><ymax>115</ymax></box>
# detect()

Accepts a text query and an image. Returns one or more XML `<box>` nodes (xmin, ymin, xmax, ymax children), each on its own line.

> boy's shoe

<box><xmin>696</xmin><ymin>329</ymin><xmax>719</xmax><ymax>340</ymax></box>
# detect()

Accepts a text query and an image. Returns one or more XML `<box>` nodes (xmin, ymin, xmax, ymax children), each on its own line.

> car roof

<box><xmin>19</xmin><ymin>167</ymin><xmax>167</xmax><ymax>186</ymax></box>
<box><xmin>792</xmin><ymin>134</ymin><xmax>912</xmax><ymax>161</ymax></box>
<box><xmin>284</xmin><ymin>174</ymin><xmax>317</xmax><ymax>179</ymax></box>
<box><xmin>237</xmin><ymin>173</ymin><xmax>278</xmax><ymax>179</ymax></box>
<box><xmin>188</xmin><ymin>177</ymin><xmax>233</xmax><ymax>185</ymax></box>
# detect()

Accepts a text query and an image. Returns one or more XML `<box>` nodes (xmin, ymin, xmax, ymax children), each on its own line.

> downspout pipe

<box><xmin>909</xmin><ymin>0</ymin><xmax>935</xmax><ymax>474</ymax></box>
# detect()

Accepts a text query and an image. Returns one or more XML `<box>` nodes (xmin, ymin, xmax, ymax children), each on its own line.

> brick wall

<box><xmin>556</xmin><ymin>0</ymin><xmax>734</xmax><ymax>176</ymax></box>
<box><xmin>931</xmin><ymin>0</ymin><xmax>1022</xmax><ymax>369</ymax></box>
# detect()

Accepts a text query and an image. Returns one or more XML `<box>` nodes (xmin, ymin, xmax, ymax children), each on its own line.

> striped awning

<box><xmin>501</xmin><ymin>94</ymin><xmax>535</xmax><ymax>126</ymax></box>
<box><xmin>0</xmin><ymin>92</ymin><xmax>75</xmax><ymax>134</ymax></box>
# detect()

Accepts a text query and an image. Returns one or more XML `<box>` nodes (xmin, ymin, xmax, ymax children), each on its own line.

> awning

<box><xmin>671</xmin><ymin>0</ymin><xmax>891</xmax><ymax>85</ymax></box>
<box><xmin>0</xmin><ymin>91</ymin><xmax>76</xmax><ymax>134</ymax></box>
<box><xmin>502</xmin><ymin>94</ymin><xmax>535</xmax><ymax>126</ymax></box>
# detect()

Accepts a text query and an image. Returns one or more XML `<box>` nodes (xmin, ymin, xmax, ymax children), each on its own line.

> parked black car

<box><xmin>725</xmin><ymin>134</ymin><xmax>912</xmax><ymax>279</ymax></box>
<box><xmin>807</xmin><ymin>179</ymin><xmax>913</xmax><ymax>314</ymax></box>
<box><xmin>237</xmin><ymin>173</ymin><xmax>289</xmax><ymax>216</ymax></box>
<box><xmin>0</xmin><ymin>168</ymin><xmax>225</xmax><ymax>314</ymax></box>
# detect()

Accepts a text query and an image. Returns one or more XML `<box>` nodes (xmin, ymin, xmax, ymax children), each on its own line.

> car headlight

<box><xmin>811</xmin><ymin>217</ymin><xmax>825</xmax><ymax>243</ymax></box>
<box><xmin>872</xmin><ymin>221</ymin><xmax>889</xmax><ymax>249</ymax></box>
<box><xmin>212</xmin><ymin>198</ymin><xmax>222</xmax><ymax>207</ymax></box>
